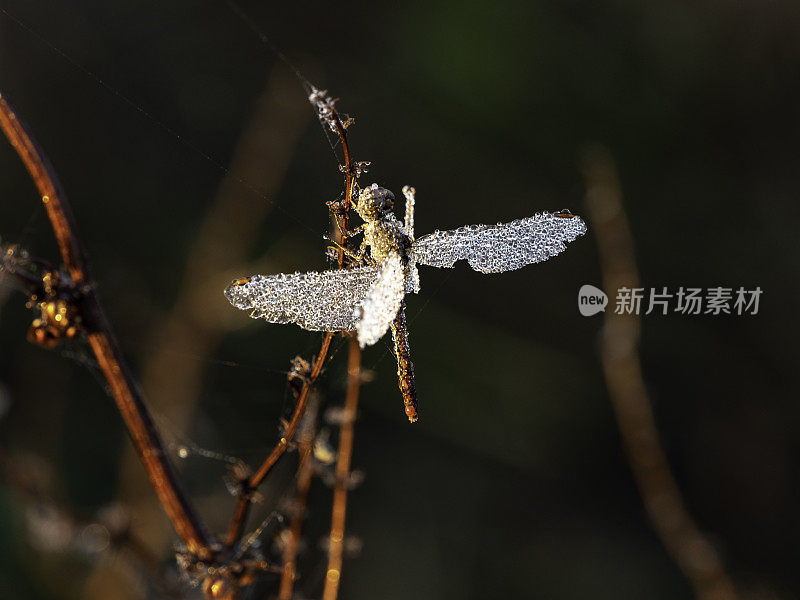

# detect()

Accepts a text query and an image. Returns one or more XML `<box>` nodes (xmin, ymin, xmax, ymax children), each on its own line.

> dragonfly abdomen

<box><xmin>390</xmin><ymin>303</ymin><xmax>417</xmax><ymax>423</ymax></box>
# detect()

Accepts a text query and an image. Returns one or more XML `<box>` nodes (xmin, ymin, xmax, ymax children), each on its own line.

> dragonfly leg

<box><xmin>401</xmin><ymin>186</ymin><xmax>416</xmax><ymax>242</ymax></box>
<box><xmin>343</xmin><ymin>223</ymin><xmax>367</xmax><ymax>238</ymax></box>
<box><xmin>390</xmin><ymin>302</ymin><xmax>418</xmax><ymax>423</ymax></box>
<box><xmin>322</xmin><ymin>233</ymin><xmax>368</xmax><ymax>264</ymax></box>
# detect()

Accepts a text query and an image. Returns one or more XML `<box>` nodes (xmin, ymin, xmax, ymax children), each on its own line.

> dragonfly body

<box><xmin>356</xmin><ymin>186</ymin><xmax>410</xmax><ymax>264</ymax></box>
<box><xmin>225</xmin><ymin>184</ymin><xmax>586</xmax><ymax>422</ymax></box>
<box><xmin>390</xmin><ymin>302</ymin><xmax>417</xmax><ymax>422</ymax></box>
<box><xmin>352</xmin><ymin>184</ymin><xmax>420</xmax><ymax>295</ymax></box>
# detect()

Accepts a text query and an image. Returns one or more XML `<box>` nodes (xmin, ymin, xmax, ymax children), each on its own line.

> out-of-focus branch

<box><xmin>583</xmin><ymin>145</ymin><xmax>739</xmax><ymax>600</ymax></box>
<box><xmin>0</xmin><ymin>91</ymin><xmax>212</xmax><ymax>559</ymax></box>
<box><xmin>0</xmin><ymin>452</ymin><xmax>182</xmax><ymax>598</ymax></box>
<box><xmin>134</xmin><ymin>65</ymin><xmax>312</xmax><ymax>432</ymax></box>
<box><xmin>322</xmin><ymin>337</ymin><xmax>361</xmax><ymax>600</ymax></box>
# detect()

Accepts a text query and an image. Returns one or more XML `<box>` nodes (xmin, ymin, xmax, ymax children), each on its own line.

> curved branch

<box><xmin>0</xmin><ymin>90</ymin><xmax>212</xmax><ymax>558</ymax></box>
<box><xmin>0</xmin><ymin>93</ymin><xmax>86</xmax><ymax>282</ymax></box>
<box><xmin>583</xmin><ymin>146</ymin><xmax>739</xmax><ymax>600</ymax></box>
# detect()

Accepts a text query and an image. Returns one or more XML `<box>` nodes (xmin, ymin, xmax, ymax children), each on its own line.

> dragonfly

<box><xmin>225</xmin><ymin>184</ymin><xmax>587</xmax><ymax>423</ymax></box>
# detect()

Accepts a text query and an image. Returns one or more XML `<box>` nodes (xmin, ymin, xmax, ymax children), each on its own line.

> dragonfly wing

<box><xmin>355</xmin><ymin>252</ymin><xmax>406</xmax><ymax>347</ymax></box>
<box><xmin>224</xmin><ymin>265</ymin><xmax>380</xmax><ymax>332</ymax></box>
<box><xmin>409</xmin><ymin>212</ymin><xmax>587</xmax><ymax>274</ymax></box>
<box><xmin>405</xmin><ymin>263</ymin><xmax>420</xmax><ymax>294</ymax></box>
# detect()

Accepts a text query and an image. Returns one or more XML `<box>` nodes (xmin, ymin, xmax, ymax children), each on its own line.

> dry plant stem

<box><xmin>278</xmin><ymin>396</ymin><xmax>320</xmax><ymax>600</ymax></box>
<box><xmin>133</xmin><ymin>67</ymin><xmax>311</xmax><ymax>434</ymax></box>
<box><xmin>225</xmin><ymin>331</ymin><xmax>333</xmax><ymax>547</ymax></box>
<box><xmin>0</xmin><ymin>91</ymin><xmax>212</xmax><ymax>558</ymax></box>
<box><xmin>224</xmin><ymin>89</ymin><xmax>357</xmax><ymax>550</ymax></box>
<box><xmin>583</xmin><ymin>147</ymin><xmax>739</xmax><ymax>600</ymax></box>
<box><xmin>277</xmin><ymin>468</ymin><xmax>313</xmax><ymax>600</ymax></box>
<box><xmin>0</xmin><ymin>94</ymin><xmax>86</xmax><ymax>280</ymax></box>
<box><xmin>322</xmin><ymin>337</ymin><xmax>361</xmax><ymax>600</ymax></box>
<box><xmin>278</xmin><ymin>95</ymin><xmax>360</xmax><ymax>598</ymax></box>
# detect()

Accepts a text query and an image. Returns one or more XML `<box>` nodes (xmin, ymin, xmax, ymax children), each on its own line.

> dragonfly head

<box><xmin>355</xmin><ymin>184</ymin><xmax>394</xmax><ymax>222</ymax></box>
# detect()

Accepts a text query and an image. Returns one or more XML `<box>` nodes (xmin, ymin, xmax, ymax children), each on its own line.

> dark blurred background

<box><xmin>0</xmin><ymin>1</ymin><xmax>798</xmax><ymax>598</ymax></box>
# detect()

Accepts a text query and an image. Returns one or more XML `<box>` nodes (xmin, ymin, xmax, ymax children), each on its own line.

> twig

<box><xmin>0</xmin><ymin>99</ymin><xmax>84</xmax><ymax>282</ymax></box>
<box><xmin>322</xmin><ymin>337</ymin><xmax>362</xmax><ymax>600</ymax></box>
<box><xmin>224</xmin><ymin>86</ymin><xmax>359</xmax><ymax>550</ymax></box>
<box><xmin>583</xmin><ymin>146</ymin><xmax>739</xmax><ymax>600</ymax></box>
<box><xmin>0</xmin><ymin>91</ymin><xmax>212</xmax><ymax>558</ymax></box>
<box><xmin>278</xmin><ymin>394</ymin><xmax>320</xmax><ymax>600</ymax></box>
<box><xmin>224</xmin><ymin>332</ymin><xmax>333</xmax><ymax>548</ymax></box>
<box><xmin>2</xmin><ymin>78</ymin><xmax>366</xmax><ymax>597</ymax></box>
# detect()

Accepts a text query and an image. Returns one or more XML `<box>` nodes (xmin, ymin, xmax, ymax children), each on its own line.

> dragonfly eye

<box><xmin>377</xmin><ymin>188</ymin><xmax>395</xmax><ymax>210</ymax></box>
<box><xmin>357</xmin><ymin>185</ymin><xmax>395</xmax><ymax>217</ymax></box>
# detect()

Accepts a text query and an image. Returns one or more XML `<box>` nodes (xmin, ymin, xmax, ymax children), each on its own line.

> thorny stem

<box><xmin>322</xmin><ymin>337</ymin><xmax>361</xmax><ymax>600</ymax></box>
<box><xmin>0</xmin><ymin>91</ymin><xmax>212</xmax><ymax>558</ymax></box>
<box><xmin>583</xmin><ymin>146</ymin><xmax>739</xmax><ymax>600</ymax></box>
<box><xmin>224</xmin><ymin>86</ymin><xmax>359</xmax><ymax>551</ymax></box>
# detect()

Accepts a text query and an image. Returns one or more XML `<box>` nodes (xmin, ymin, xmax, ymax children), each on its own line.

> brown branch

<box><xmin>224</xmin><ymin>86</ymin><xmax>358</xmax><ymax>551</ymax></box>
<box><xmin>0</xmin><ymin>91</ymin><xmax>212</xmax><ymax>558</ymax></box>
<box><xmin>322</xmin><ymin>337</ymin><xmax>361</xmax><ymax>600</ymax></box>
<box><xmin>3</xmin><ymin>78</ymin><xmax>366</xmax><ymax>597</ymax></box>
<box><xmin>583</xmin><ymin>146</ymin><xmax>739</xmax><ymax>600</ymax></box>
<box><xmin>0</xmin><ymin>94</ymin><xmax>86</xmax><ymax>282</ymax></box>
<box><xmin>278</xmin><ymin>394</ymin><xmax>320</xmax><ymax>600</ymax></box>
<box><xmin>224</xmin><ymin>332</ymin><xmax>333</xmax><ymax>548</ymax></box>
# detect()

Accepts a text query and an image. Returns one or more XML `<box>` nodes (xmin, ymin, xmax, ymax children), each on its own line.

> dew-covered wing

<box><xmin>224</xmin><ymin>266</ymin><xmax>380</xmax><ymax>332</ymax></box>
<box><xmin>409</xmin><ymin>212</ymin><xmax>587</xmax><ymax>274</ymax></box>
<box><xmin>355</xmin><ymin>252</ymin><xmax>406</xmax><ymax>348</ymax></box>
